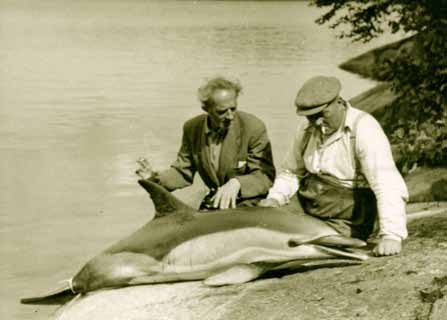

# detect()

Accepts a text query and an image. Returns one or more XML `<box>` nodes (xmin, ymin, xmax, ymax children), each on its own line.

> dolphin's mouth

<box><xmin>288</xmin><ymin>235</ymin><xmax>367</xmax><ymax>248</ymax></box>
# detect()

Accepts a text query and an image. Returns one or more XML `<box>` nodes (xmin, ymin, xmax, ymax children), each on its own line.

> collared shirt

<box><xmin>204</xmin><ymin>118</ymin><xmax>226</xmax><ymax>173</ymax></box>
<box><xmin>267</xmin><ymin>104</ymin><xmax>408</xmax><ymax>241</ymax></box>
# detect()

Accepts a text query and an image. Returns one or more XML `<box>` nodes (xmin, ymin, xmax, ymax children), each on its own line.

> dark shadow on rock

<box><xmin>408</xmin><ymin>215</ymin><xmax>447</xmax><ymax>241</ymax></box>
<box><xmin>432</xmin><ymin>179</ymin><xmax>447</xmax><ymax>202</ymax></box>
<box><xmin>339</xmin><ymin>35</ymin><xmax>417</xmax><ymax>81</ymax></box>
<box><xmin>260</xmin><ymin>259</ymin><xmax>365</xmax><ymax>280</ymax></box>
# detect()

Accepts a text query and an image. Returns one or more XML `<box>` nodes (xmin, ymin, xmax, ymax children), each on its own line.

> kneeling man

<box><xmin>137</xmin><ymin>77</ymin><xmax>275</xmax><ymax>210</ymax></box>
<box><xmin>259</xmin><ymin>76</ymin><xmax>408</xmax><ymax>257</ymax></box>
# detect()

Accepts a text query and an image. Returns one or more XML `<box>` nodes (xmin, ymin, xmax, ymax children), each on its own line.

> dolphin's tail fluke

<box><xmin>20</xmin><ymin>279</ymin><xmax>77</xmax><ymax>305</ymax></box>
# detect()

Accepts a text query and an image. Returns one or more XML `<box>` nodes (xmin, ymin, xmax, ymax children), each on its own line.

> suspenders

<box><xmin>300</xmin><ymin>113</ymin><xmax>367</xmax><ymax>188</ymax></box>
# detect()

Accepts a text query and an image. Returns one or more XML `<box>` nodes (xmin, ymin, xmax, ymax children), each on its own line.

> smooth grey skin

<box><xmin>21</xmin><ymin>180</ymin><xmax>368</xmax><ymax>304</ymax></box>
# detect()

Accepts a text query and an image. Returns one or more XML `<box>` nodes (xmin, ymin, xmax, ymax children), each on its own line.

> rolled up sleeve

<box><xmin>267</xmin><ymin>119</ymin><xmax>308</xmax><ymax>205</ymax></box>
<box><xmin>356</xmin><ymin>116</ymin><xmax>408</xmax><ymax>241</ymax></box>
<box><xmin>157</xmin><ymin>125</ymin><xmax>196</xmax><ymax>191</ymax></box>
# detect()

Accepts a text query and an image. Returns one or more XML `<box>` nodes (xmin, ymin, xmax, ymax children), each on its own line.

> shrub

<box><xmin>311</xmin><ymin>0</ymin><xmax>447</xmax><ymax>173</ymax></box>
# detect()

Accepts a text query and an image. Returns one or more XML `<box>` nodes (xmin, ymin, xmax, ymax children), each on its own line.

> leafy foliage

<box><xmin>311</xmin><ymin>0</ymin><xmax>447</xmax><ymax>173</ymax></box>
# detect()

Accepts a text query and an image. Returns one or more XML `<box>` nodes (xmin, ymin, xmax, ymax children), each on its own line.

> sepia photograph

<box><xmin>1</xmin><ymin>0</ymin><xmax>446</xmax><ymax>319</ymax></box>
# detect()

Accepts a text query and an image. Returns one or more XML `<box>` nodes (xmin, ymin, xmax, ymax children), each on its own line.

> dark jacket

<box><xmin>157</xmin><ymin>111</ymin><xmax>275</xmax><ymax>201</ymax></box>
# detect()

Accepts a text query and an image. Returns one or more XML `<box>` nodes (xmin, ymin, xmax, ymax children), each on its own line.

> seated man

<box><xmin>137</xmin><ymin>77</ymin><xmax>275</xmax><ymax>210</ymax></box>
<box><xmin>259</xmin><ymin>76</ymin><xmax>408</xmax><ymax>257</ymax></box>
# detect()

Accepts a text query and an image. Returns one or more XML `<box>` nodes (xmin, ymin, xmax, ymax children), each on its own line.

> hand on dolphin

<box><xmin>258</xmin><ymin>198</ymin><xmax>281</xmax><ymax>208</ymax></box>
<box><xmin>212</xmin><ymin>178</ymin><xmax>241</xmax><ymax>209</ymax></box>
<box><xmin>135</xmin><ymin>157</ymin><xmax>155</xmax><ymax>180</ymax></box>
<box><xmin>372</xmin><ymin>238</ymin><xmax>402</xmax><ymax>256</ymax></box>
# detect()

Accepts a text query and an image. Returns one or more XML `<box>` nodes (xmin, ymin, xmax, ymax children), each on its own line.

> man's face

<box><xmin>303</xmin><ymin>98</ymin><xmax>345</xmax><ymax>136</ymax></box>
<box><xmin>207</xmin><ymin>89</ymin><xmax>238</xmax><ymax>129</ymax></box>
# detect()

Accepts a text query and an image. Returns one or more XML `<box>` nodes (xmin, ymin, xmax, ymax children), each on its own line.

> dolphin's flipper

<box><xmin>289</xmin><ymin>235</ymin><xmax>367</xmax><ymax>248</ymax></box>
<box><xmin>138</xmin><ymin>179</ymin><xmax>193</xmax><ymax>216</ymax></box>
<box><xmin>20</xmin><ymin>281</ymin><xmax>75</xmax><ymax>305</ymax></box>
<box><xmin>203</xmin><ymin>264</ymin><xmax>266</xmax><ymax>287</ymax></box>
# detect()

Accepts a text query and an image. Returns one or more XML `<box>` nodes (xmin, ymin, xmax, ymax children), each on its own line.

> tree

<box><xmin>311</xmin><ymin>0</ymin><xmax>447</xmax><ymax>172</ymax></box>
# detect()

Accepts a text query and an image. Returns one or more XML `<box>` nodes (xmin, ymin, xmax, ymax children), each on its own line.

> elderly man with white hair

<box><xmin>137</xmin><ymin>77</ymin><xmax>275</xmax><ymax>210</ymax></box>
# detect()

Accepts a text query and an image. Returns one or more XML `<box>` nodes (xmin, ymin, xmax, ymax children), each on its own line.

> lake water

<box><xmin>0</xmin><ymin>1</ymin><xmax>400</xmax><ymax>319</ymax></box>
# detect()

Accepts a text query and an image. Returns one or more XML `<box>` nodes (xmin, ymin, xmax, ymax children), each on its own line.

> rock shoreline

<box><xmin>52</xmin><ymin>38</ymin><xmax>447</xmax><ymax>320</ymax></box>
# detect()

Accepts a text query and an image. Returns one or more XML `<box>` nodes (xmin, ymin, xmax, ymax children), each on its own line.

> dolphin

<box><xmin>21</xmin><ymin>179</ymin><xmax>368</xmax><ymax>304</ymax></box>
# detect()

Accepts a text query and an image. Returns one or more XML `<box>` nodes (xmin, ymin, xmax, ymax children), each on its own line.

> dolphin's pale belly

<box><xmin>76</xmin><ymin>227</ymin><xmax>350</xmax><ymax>291</ymax></box>
<box><xmin>74</xmin><ymin>225</ymin><xmax>367</xmax><ymax>291</ymax></box>
<box><xmin>157</xmin><ymin>227</ymin><xmax>346</xmax><ymax>276</ymax></box>
<box><xmin>162</xmin><ymin>227</ymin><xmax>292</xmax><ymax>266</ymax></box>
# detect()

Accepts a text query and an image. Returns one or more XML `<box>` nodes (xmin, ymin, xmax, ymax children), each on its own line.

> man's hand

<box><xmin>372</xmin><ymin>238</ymin><xmax>402</xmax><ymax>256</ymax></box>
<box><xmin>258</xmin><ymin>198</ymin><xmax>281</xmax><ymax>208</ymax></box>
<box><xmin>213</xmin><ymin>178</ymin><xmax>241</xmax><ymax>209</ymax></box>
<box><xmin>135</xmin><ymin>157</ymin><xmax>155</xmax><ymax>180</ymax></box>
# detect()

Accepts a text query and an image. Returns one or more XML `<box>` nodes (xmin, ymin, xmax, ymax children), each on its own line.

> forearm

<box><xmin>266</xmin><ymin>170</ymin><xmax>299</xmax><ymax>205</ymax></box>
<box><xmin>357</xmin><ymin>118</ymin><xmax>409</xmax><ymax>241</ymax></box>
<box><xmin>156</xmin><ymin>124</ymin><xmax>196</xmax><ymax>191</ymax></box>
<box><xmin>236</xmin><ymin>170</ymin><xmax>274</xmax><ymax>199</ymax></box>
<box><xmin>237</xmin><ymin>124</ymin><xmax>276</xmax><ymax>199</ymax></box>
<box><xmin>361</xmin><ymin>153</ymin><xmax>409</xmax><ymax>241</ymax></box>
<box><xmin>156</xmin><ymin>167</ymin><xmax>193</xmax><ymax>191</ymax></box>
<box><xmin>376</xmin><ymin>192</ymin><xmax>408</xmax><ymax>241</ymax></box>
<box><xmin>264</xmin><ymin>121</ymin><xmax>308</xmax><ymax>205</ymax></box>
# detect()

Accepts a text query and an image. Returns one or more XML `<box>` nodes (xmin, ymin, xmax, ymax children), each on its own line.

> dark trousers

<box><xmin>297</xmin><ymin>174</ymin><xmax>377</xmax><ymax>240</ymax></box>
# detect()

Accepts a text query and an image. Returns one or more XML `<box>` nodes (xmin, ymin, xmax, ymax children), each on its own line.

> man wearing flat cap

<box><xmin>259</xmin><ymin>76</ymin><xmax>408</xmax><ymax>257</ymax></box>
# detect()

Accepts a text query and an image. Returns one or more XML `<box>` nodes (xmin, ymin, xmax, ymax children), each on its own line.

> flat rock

<box><xmin>339</xmin><ymin>35</ymin><xmax>416</xmax><ymax>81</ymax></box>
<box><xmin>405</xmin><ymin>167</ymin><xmax>447</xmax><ymax>202</ymax></box>
<box><xmin>349</xmin><ymin>82</ymin><xmax>396</xmax><ymax>116</ymax></box>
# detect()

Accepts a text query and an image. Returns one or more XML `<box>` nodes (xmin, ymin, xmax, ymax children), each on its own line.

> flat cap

<box><xmin>295</xmin><ymin>76</ymin><xmax>341</xmax><ymax>116</ymax></box>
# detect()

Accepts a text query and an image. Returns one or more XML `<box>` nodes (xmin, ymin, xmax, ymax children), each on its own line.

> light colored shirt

<box><xmin>267</xmin><ymin>104</ymin><xmax>408</xmax><ymax>241</ymax></box>
<box><xmin>209</xmin><ymin>139</ymin><xmax>222</xmax><ymax>173</ymax></box>
<box><xmin>204</xmin><ymin>118</ymin><xmax>224</xmax><ymax>173</ymax></box>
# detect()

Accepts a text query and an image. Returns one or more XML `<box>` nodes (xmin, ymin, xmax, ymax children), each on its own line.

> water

<box><xmin>0</xmin><ymin>1</ymin><xmax>400</xmax><ymax>319</ymax></box>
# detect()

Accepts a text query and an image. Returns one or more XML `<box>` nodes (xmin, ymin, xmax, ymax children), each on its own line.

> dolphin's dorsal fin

<box><xmin>138</xmin><ymin>179</ymin><xmax>193</xmax><ymax>216</ymax></box>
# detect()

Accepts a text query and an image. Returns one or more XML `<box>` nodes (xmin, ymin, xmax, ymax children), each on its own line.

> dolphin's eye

<box><xmin>288</xmin><ymin>239</ymin><xmax>301</xmax><ymax>247</ymax></box>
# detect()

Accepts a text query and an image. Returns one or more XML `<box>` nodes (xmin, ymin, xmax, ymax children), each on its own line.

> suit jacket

<box><xmin>157</xmin><ymin>111</ymin><xmax>275</xmax><ymax>200</ymax></box>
